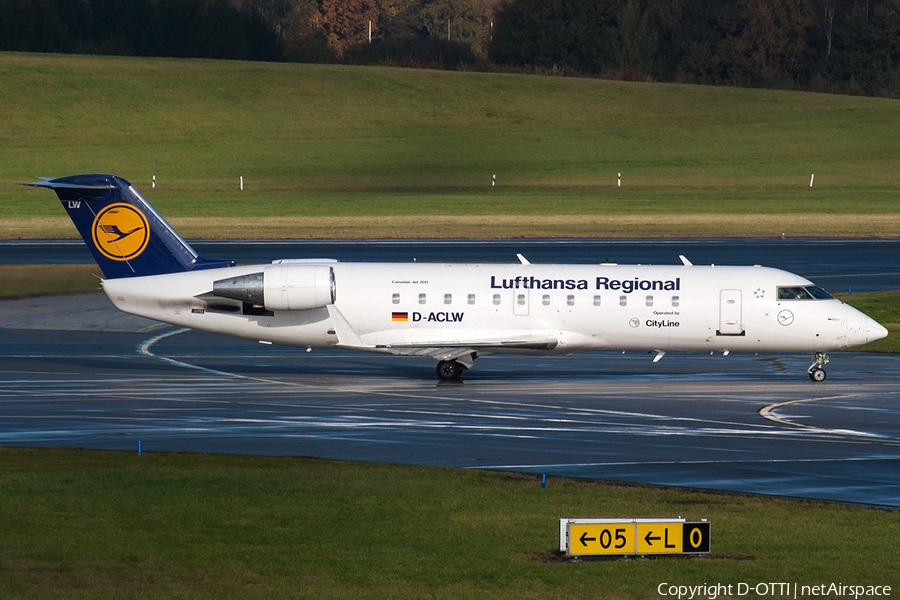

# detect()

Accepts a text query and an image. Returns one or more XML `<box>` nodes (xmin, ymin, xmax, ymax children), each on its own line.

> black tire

<box><xmin>808</xmin><ymin>368</ymin><xmax>826</xmax><ymax>382</ymax></box>
<box><xmin>436</xmin><ymin>360</ymin><xmax>464</xmax><ymax>380</ymax></box>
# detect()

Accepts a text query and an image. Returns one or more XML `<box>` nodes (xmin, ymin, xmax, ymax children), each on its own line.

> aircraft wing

<box><xmin>374</xmin><ymin>337</ymin><xmax>560</xmax><ymax>363</ymax></box>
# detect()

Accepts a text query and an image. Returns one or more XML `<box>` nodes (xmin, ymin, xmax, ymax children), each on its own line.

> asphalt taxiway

<box><xmin>2</xmin><ymin>292</ymin><xmax>898</xmax><ymax>508</ymax></box>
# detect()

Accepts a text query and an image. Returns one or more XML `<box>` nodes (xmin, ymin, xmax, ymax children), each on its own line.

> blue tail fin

<box><xmin>28</xmin><ymin>174</ymin><xmax>235</xmax><ymax>279</ymax></box>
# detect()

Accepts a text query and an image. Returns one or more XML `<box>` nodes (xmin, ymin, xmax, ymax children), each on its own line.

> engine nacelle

<box><xmin>212</xmin><ymin>265</ymin><xmax>335</xmax><ymax>311</ymax></box>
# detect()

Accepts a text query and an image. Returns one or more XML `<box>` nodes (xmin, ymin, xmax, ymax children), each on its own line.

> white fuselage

<box><xmin>101</xmin><ymin>260</ymin><xmax>886</xmax><ymax>361</ymax></box>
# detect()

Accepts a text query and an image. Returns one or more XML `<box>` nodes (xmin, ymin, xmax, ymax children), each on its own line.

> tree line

<box><xmin>3</xmin><ymin>0</ymin><xmax>899</xmax><ymax>98</ymax></box>
<box><xmin>489</xmin><ymin>0</ymin><xmax>900</xmax><ymax>97</ymax></box>
<box><xmin>0</xmin><ymin>0</ymin><xmax>281</xmax><ymax>60</ymax></box>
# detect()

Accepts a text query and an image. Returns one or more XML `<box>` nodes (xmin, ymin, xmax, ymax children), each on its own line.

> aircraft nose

<box><xmin>846</xmin><ymin>306</ymin><xmax>888</xmax><ymax>345</ymax></box>
<box><xmin>867</xmin><ymin>318</ymin><xmax>889</xmax><ymax>343</ymax></box>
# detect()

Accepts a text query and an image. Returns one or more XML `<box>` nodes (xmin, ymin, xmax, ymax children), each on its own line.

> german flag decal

<box><xmin>392</xmin><ymin>312</ymin><xmax>409</xmax><ymax>322</ymax></box>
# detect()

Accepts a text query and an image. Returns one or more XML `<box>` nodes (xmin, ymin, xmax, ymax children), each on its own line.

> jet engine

<box><xmin>212</xmin><ymin>264</ymin><xmax>335</xmax><ymax>311</ymax></box>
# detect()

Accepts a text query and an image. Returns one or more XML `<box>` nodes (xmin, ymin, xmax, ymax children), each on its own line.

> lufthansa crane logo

<box><xmin>92</xmin><ymin>203</ymin><xmax>150</xmax><ymax>261</ymax></box>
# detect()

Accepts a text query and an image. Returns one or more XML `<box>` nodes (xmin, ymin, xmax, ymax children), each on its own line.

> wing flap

<box><xmin>375</xmin><ymin>336</ymin><xmax>559</xmax><ymax>359</ymax></box>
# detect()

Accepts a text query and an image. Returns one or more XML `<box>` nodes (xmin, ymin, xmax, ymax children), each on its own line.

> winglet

<box><xmin>28</xmin><ymin>174</ymin><xmax>235</xmax><ymax>279</ymax></box>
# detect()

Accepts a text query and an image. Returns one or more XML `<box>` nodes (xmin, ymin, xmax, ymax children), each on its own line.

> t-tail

<box><xmin>27</xmin><ymin>174</ymin><xmax>235</xmax><ymax>279</ymax></box>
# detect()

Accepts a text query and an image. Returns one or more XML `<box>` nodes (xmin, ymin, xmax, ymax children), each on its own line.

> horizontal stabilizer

<box><xmin>28</xmin><ymin>179</ymin><xmax>115</xmax><ymax>192</ymax></box>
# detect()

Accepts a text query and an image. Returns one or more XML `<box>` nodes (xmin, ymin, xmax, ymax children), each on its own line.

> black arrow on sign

<box><xmin>644</xmin><ymin>531</ymin><xmax>661</xmax><ymax>545</ymax></box>
<box><xmin>579</xmin><ymin>532</ymin><xmax>596</xmax><ymax>547</ymax></box>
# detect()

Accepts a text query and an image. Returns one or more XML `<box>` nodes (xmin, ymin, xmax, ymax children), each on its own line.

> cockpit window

<box><xmin>806</xmin><ymin>286</ymin><xmax>833</xmax><ymax>299</ymax></box>
<box><xmin>777</xmin><ymin>286</ymin><xmax>833</xmax><ymax>300</ymax></box>
<box><xmin>778</xmin><ymin>287</ymin><xmax>810</xmax><ymax>300</ymax></box>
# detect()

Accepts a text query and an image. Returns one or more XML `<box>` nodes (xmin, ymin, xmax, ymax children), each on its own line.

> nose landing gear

<box><xmin>807</xmin><ymin>351</ymin><xmax>829</xmax><ymax>382</ymax></box>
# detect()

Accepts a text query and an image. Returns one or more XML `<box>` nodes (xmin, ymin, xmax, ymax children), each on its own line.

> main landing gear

<box><xmin>435</xmin><ymin>353</ymin><xmax>477</xmax><ymax>381</ymax></box>
<box><xmin>436</xmin><ymin>360</ymin><xmax>466</xmax><ymax>381</ymax></box>
<box><xmin>807</xmin><ymin>351</ymin><xmax>829</xmax><ymax>382</ymax></box>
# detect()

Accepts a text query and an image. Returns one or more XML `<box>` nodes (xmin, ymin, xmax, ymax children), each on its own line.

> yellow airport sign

<box><xmin>636</xmin><ymin>521</ymin><xmax>682</xmax><ymax>554</ymax></box>
<box><xmin>562</xmin><ymin>518</ymin><xmax>710</xmax><ymax>556</ymax></box>
<box><xmin>568</xmin><ymin>522</ymin><xmax>636</xmax><ymax>555</ymax></box>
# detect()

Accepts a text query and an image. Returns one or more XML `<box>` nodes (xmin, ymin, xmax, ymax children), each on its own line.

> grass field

<box><xmin>3</xmin><ymin>52</ymin><xmax>900</xmax><ymax>238</ymax></box>
<box><xmin>0</xmin><ymin>264</ymin><xmax>101</xmax><ymax>297</ymax></box>
<box><xmin>1</xmin><ymin>448</ymin><xmax>898</xmax><ymax>600</ymax></box>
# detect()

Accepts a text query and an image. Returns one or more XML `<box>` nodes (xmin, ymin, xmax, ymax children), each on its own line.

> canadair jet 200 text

<box><xmin>29</xmin><ymin>175</ymin><xmax>888</xmax><ymax>381</ymax></box>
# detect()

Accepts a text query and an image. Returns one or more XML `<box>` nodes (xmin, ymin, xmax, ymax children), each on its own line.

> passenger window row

<box><xmin>391</xmin><ymin>293</ymin><xmax>681</xmax><ymax>307</ymax></box>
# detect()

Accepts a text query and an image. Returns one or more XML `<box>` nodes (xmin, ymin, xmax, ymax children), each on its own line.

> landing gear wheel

<box><xmin>436</xmin><ymin>360</ymin><xmax>465</xmax><ymax>381</ymax></box>
<box><xmin>808</xmin><ymin>368</ymin><xmax>826</xmax><ymax>382</ymax></box>
<box><xmin>807</xmin><ymin>351</ymin><xmax>829</xmax><ymax>383</ymax></box>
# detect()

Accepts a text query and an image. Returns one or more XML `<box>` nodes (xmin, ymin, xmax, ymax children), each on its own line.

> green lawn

<box><xmin>3</xmin><ymin>52</ymin><xmax>900</xmax><ymax>238</ymax></box>
<box><xmin>1</xmin><ymin>448</ymin><xmax>897</xmax><ymax>599</ymax></box>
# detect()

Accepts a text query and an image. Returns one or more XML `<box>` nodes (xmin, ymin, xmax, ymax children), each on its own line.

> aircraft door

<box><xmin>513</xmin><ymin>289</ymin><xmax>530</xmax><ymax>316</ymax></box>
<box><xmin>718</xmin><ymin>289</ymin><xmax>744</xmax><ymax>335</ymax></box>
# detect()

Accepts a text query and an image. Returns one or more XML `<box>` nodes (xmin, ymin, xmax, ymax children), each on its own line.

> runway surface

<box><xmin>2</xmin><ymin>293</ymin><xmax>899</xmax><ymax>508</ymax></box>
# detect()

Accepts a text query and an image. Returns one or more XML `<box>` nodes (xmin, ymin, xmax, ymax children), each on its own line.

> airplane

<box><xmin>28</xmin><ymin>174</ymin><xmax>888</xmax><ymax>382</ymax></box>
